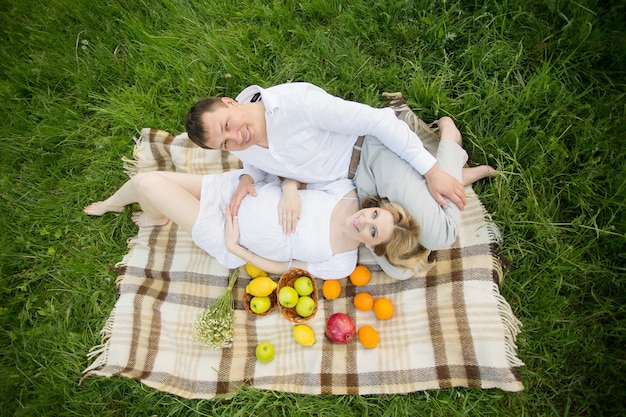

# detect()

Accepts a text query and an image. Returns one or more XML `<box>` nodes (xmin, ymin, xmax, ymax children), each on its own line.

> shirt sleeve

<box><xmin>305</xmin><ymin>250</ymin><xmax>358</xmax><ymax>280</ymax></box>
<box><xmin>240</xmin><ymin>162</ymin><xmax>267</xmax><ymax>184</ymax></box>
<box><xmin>303</xmin><ymin>84</ymin><xmax>437</xmax><ymax>175</ymax></box>
<box><xmin>305</xmin><ymin>178</ymin><xmax>355</xmax><ymax>199</ymax></box>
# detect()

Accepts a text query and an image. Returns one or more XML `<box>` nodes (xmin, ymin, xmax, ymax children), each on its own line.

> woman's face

<box><xmin>344</xmin><ymin>207</ymin><xmax>394</xmax><ymax>248</ymax></box>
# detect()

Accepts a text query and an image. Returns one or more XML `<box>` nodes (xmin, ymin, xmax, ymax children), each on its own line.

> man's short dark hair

<box><xmin>184</xmin><ymin>97</ymin><xmax>227</xmax><ymax>149</ymax></box>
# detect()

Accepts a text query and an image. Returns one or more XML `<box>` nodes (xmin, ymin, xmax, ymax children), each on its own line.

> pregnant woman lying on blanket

<box><xmin>85</xmin><ymin>128</ymin><xmax>491</xmax><ymax>280</ymax></box>
<box><xmin>84</xmin><ymin>169</ymin><xmax>427</xmax><ymax>280</ymax></box>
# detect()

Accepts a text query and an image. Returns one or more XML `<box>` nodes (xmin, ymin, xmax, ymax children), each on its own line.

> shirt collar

<box><xmin>235</xmin><ymin>85</ymin><xmax>279</xmax><ymax>115</ymax></box>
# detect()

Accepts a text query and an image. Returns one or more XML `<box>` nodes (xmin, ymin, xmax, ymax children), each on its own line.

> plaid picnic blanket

<box><xmin>81</xmin><ymin>121</ymin><xmax>524</xmax><ymax>397</ymax></box>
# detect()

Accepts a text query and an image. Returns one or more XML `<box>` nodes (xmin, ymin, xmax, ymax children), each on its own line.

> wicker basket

<box><xmin>277</xmin><ymin>268</ymin><xmax>319</xmax><ymax>323</ymax></box>
<box><xmin>243</xmin><ymin>288</ymin><xmax>278</xmax><ymax>317</ymax></box>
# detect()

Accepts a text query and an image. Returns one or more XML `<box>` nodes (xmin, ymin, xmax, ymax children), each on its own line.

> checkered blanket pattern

<box><xmin>81</xmin><ymin>125</ymin><xmax>523</xmax><ymax>398</ymax></box>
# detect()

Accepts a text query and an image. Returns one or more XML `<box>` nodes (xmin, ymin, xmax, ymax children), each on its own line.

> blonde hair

<box><xmin>360</xmin><ymin>196</ymin><xmax>432</xmax><ymax>273</ymax></box>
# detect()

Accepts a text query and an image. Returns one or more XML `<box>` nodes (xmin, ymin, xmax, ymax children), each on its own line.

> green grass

<box><xmin>1</xmin><ymin>0</ymin><xmax>624</xmax><ymax>415</ymax></box>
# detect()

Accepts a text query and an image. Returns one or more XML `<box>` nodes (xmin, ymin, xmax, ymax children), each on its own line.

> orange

<box><xmin>353</xmin><ymin>292</ymin><xmax>374</xmax><ymax>311</ymax></box>
<box><xmin>349</xmin><ymin>265</ymin><xmax>371</xmax><ymax>286</ymax></box>
<box><xmin>322</xmin><ymin>279</ymin><xmax>341</xmax><ymax>300</ymax></box>
<box><xmin>358</xmin><ymin>325</ymin><xmax>379</xmax><ymax>348</ymax></box>
<box><xmin>373</xmin><ymin>297</ymin><xmax>394</xmax><ymax>320</ymax></box>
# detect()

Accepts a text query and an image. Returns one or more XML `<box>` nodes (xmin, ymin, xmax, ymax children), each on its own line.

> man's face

<box><xmin>201</xmin><ymin>98</ymin><xmax>264</xmax><ymax>151</ymax></box>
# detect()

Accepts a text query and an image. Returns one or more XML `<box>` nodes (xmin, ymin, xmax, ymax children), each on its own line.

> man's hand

<box><xmin>424</xmin><ymin>164</ymin><xmax>466</xmax><ymax>210</ymax></box>
<box><xmin>229</xmin><ymin>174</ymin><xmax>257</xmax><ymax>216</ymax></box>
<box><xmin>278</xmin><ymin>179</ymin><xmax>302</xmax><ymax>234</ymax></box>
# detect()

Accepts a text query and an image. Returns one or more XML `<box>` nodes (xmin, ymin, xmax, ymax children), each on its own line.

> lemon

<box><xmin>245</xmin><ymin>263</ymin><xmax>268</xmax><ymax>278</ymax></box>
<box><xmin>245</xmin><ymin>277</ymin><xmax>277</xmax><ymax>297</ymax></box>
<box><xmin>293</xmin><ymin>324</ymin><xmax>316</xmax><ymax>346</ymax></box>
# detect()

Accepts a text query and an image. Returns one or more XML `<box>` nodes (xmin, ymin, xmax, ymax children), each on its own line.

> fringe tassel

<box><xmin>121</xmin><ymin>133</ymin><xmax>145</xmax><ymax>178</ymax></box>
<box><xmin>80</xmin><ymin>132</ymin><xmax>148</xmax><ymax>385</ymax></box>
<box><xmin>472</xmin><ymin>188</ymin><xmax>502</xmax><ymax>245</ymax></box>
<box><xmin>121</xmin><ymin>156</ymin><xmax>138</xmax><ymax>178</ymax></box>
<box><xmin>473</xmin><ymin>191</ymin><xmax>506</xmax><ymax>285</ymax></box>
<box><xmin>492</xmin><ymin>245</ymin><xmax>504</xmax><ymax>285</ymax></box>
<box><xmin>113</xmin><ymin>237</ymin><xmax>138</xmax><ymax>270</ymax></box>
<box><xmin>493</xmin><ymin>283</ymin><xmax>525</xmax><ymax>368</ymax></box>
<box><xmin>122</xmin><ymin>129</ymin><xmax>160</xmax><ymax>178</ymax></box>
<box><xmin>484</xmin><ymin>216</ymin><xmax>502</xmax><ymax>245</ymax></box>
<box><xmin>126</xmin><ymin>236</ymin><xmax>138</xmax><ymax>250</ymax></box>
<box><xmin>79</xmin><ymin>311</ymin><xmax>116</xmax><ymax>385</ymax></box>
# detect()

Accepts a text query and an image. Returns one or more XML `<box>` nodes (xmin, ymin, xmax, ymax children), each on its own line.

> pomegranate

<box><xmin>325</xmin><ymin>313</ymin><xmax>356</xmax><ymax>344</ymax></box>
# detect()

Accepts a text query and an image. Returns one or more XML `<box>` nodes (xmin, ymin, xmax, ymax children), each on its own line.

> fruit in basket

<box><xmin>278</xmin><ymin>286</ymin><xmax>299</xmax><ymax>308</ymax></box>
<box><xmin>293</xmin><ymin>276</ymin><xmax>314</xmax><ymax>296</ymax></box>
<box><xmin>249</xmin><ymin>296</ymin><xmax>272</xmax><ymax>314</ymax></box>
<box><xmin>293</xmin><ymin>324</ymin><xmax>316</xmax><ymax>346</ymax></box>
<box><xmin>322</xmin><ymin>279</ymin><xmax>341</xmax><ymax>300</ymax></box>
<box><xmin>255</xmin><ymin>341</ymin><xmax>275</xmax><ymax>363</ymax></box>
<box><xmin>245</xmin><ymin>263</ymin><xmax>268</xmax><ymax>278</ymax></box>
<box><xmin>246</xmin><ymin>276</ymin><xmax>277</xmax><ymax>297</ymax></box>
<box><xmin>325</xmin><ymin>313</ymin><xmax>356</xmax><ymax>344</ymax></box>
<box><xmin>349</xmin><ymin>265</ymin><xmax>371</xmax><ymax>286</ymax></box>
<box><xmin>295</xmin><ymin>296</ymin><xmax>316</xmax><ymax>317</ymax></box>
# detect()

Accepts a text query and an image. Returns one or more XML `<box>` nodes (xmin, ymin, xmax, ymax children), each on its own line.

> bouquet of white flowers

<box><xmin>192</xmin><ymin>269</ymin><xmax>239</xmax><ymax>349</ymax></box>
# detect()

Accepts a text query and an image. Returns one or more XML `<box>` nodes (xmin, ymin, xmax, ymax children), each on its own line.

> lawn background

<box><xmin>1</xmin><ymin>0</ymin><xmax>625</xmax><ymax>416</ymax></box>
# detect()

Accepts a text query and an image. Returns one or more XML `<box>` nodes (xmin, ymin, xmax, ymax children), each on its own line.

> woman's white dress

<box><xmin>191</xmin><ymin>170</ymin><xmax>357</xmax><ymax>279</ymax></box>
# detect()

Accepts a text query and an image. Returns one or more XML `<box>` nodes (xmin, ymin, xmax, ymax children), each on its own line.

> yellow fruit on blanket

<box><xmin>293</xmin><ymin>324</ymin><xmax>316</xmax><ymax>346</ymax></box>
<box><xmin>245</xmin><ymin>263</ymin><xmax>268</xmax><ymax>278</ymax></box>
<box><xmin>246</xmin><ymin>277</ymin><xmax>278</xmax><ymax>297</ymax></box>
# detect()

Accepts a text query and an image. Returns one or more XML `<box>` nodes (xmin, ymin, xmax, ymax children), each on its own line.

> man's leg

<box><xmin>382</xmin><ymin>92</ymin><xmax>440</xmax><ymax>156</ymax></box>
<box><xmin>355</xmin><ymin>122</ymin><xmax>468</xmax><ymax>250</ymax></box>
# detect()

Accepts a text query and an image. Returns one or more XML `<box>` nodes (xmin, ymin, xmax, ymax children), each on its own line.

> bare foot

<box><xmin>437</xmin><ymin>116</ymin><xmax>462</xmax><ymax>146</ymax></box>
<box><xmin>84</xmin><ymin>201</ymin><xmax>124</xmax><ymax>216</ymax></box>
<box><xmin>131</xmin><ymin>211</ymin><xmax>170</xmax><ymax>228</ymax></box>
<box><xmin>462</xmin><ymin>165</ymin><xmax>497</xmax><ymax>186</ymax></box>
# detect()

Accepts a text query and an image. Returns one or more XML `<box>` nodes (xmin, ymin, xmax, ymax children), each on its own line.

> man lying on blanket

<box><xmin>184</xmin><ymin>83</ymin><xmax>495</xmax><ymax>278</ymax></box>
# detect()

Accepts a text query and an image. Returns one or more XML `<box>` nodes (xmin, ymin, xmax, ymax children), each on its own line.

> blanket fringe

<box><xmin>493</xmin><ymin>283</ymin><xmax>525</xmax><ymax>368</ymax></box>
<box><xmin>484</xmin><ymin>214</ymin><xmax>502</xmax><ymax>244</ymax></box>
<box><xmin>121</xmin><ymin>133</ymin><xmax>143</xmax><ymax>178</ymax></box>
<box><xmin>79</xmin><ymin>311</ymin><xmax>116</xmax><ymax>385</ymax></box>
<box><xmin>468</xmin><ymin>187</ymin><xmax>502</xmax><ymax>245</ymax></box>
<box><xmin>482</xmin><ymin>194</ymin><xmax>522</xmax><ymax>369</ymax></box>
<box><xmin>81</xmin><ymin>133</ymin><xmax>145</xmax><ymax>385</ymax></box>
<box><xmin>121</xmin><ymin>156</ymin><xmax>138</xmax><ymax>178</ymax></box>
<box><xmin>492</xmin><ymin>247</ymin><xmax>504</xmax><ymax>285</ymax></box>
<box><xmin>113</xmin><ymin>237</ymin><xmax>138</xmax><ymax>269</ymax></box>
<box><xmin>472</xmin><ymin>191</ymin><xmax>505</xmax><ymax>285</ymax></box>
<box><xmin>122</xmin><ymin>131</ymin><xmax>155</xmax><ymax>178</ymax></box>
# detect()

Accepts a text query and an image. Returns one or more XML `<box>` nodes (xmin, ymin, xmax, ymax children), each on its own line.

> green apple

<box><xmin>293</xmin><ymin>276</ymin><xmax>314</xmax><ymax>296</ymax></box>
<box><xmin>255</xmin><ymin>341</ymin><xmax>275</xmax><ymax>363</ymax></box>
<box><xmin>295</xmin><ymin>296</ymin><xmax>316</xmax><ymax>317</ymax></box>
<box><xmin>278</xmin><ymin>286</ymin><xmax>299</xmax><ymax>308</ymax></box>
<box><xmin>250</xmin><ymin>296</ymin><xmax>271</xmax><ymax>314</ymax></box>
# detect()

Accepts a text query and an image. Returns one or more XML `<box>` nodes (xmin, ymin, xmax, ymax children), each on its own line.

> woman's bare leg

<box><xmin>84</xmin><ymin>179</ymin><xmax>140</xmax><ymax>216</ymax></box>
<box><xmin>84</xmin><ymin>172</ymin><xmax>204</xmax><ymax>233</ymax></box>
